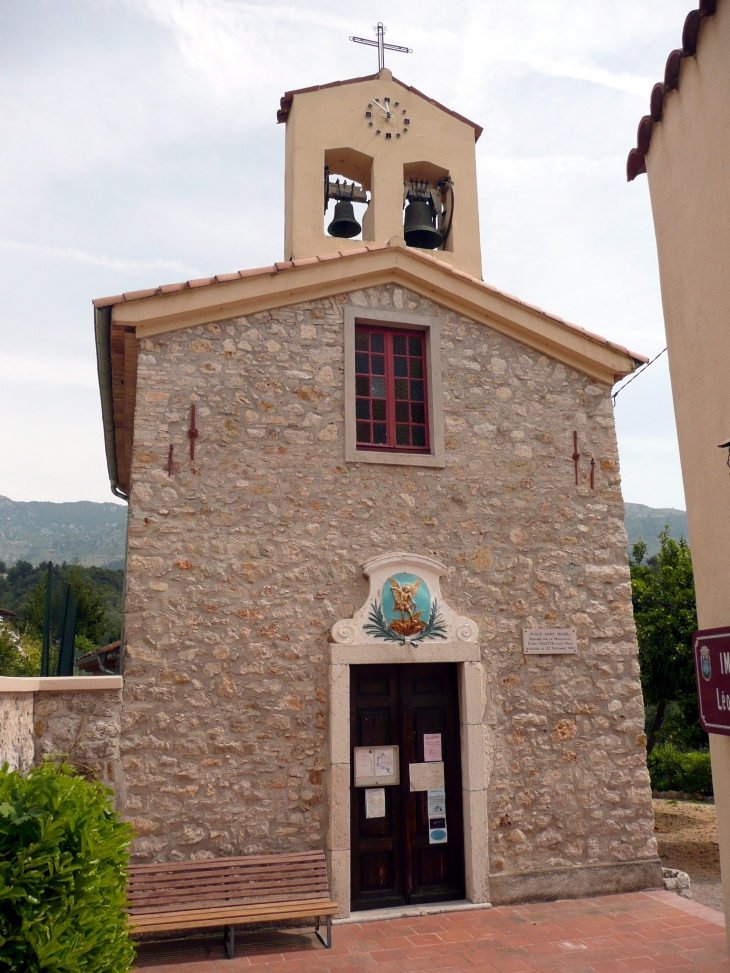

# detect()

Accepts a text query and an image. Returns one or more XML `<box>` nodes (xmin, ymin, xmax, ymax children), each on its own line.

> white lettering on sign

<box><xmin>722</xmin><ymin>652</ymin><xmax>730</xmax><ymax>675</ymax></box>
<box><xmin>522</xmin><ymin>628</ymin><xmax>577</xmax><ymax>655</ymax></box>
<box><xmin>716</xmin><ymin>688</ymin><xmax>730</xmax><ymax>711</ymax></box>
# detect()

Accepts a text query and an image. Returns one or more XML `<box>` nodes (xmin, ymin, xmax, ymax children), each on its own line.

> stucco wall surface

<box><xmin>121</xmin><ymin>283</ymin><xmax>657</xmax><ymax>888</ymax></box>
<box><xmin>644</xmin><ymin>0</ymin><xmax>730</xmax><ymax>940</ymax></box>
<box><xmin>645</xmin><ymin>0</ymin><xmax>730</xmax><ymax>631</ymax></box>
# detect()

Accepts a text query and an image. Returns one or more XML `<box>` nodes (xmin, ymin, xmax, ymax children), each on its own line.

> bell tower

<box><xmin>277</xmin><ymin>68</ymin><xmax>484</xmax><ymax>279</ymax></box>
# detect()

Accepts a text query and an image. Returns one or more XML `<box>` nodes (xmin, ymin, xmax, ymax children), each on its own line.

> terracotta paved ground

<box><xmin>133</xmin><ymin>890</ymin><xmax>728</xmax><ymax>973</ymax></box>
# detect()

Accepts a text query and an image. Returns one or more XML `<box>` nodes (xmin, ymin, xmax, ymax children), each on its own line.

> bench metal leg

<box><xmin>224</xmin><ymin>925</ymin><xmax>235</xmax><ymax>959</ymax></box>
<box><xmin>314</xmin><ymin>915</ymin><xmax>332</xmax><ymax>949</ymax></box>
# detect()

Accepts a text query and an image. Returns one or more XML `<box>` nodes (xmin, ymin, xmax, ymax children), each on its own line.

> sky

<box><xmin>0</xmin><ymin>0</ymin><xmax>691</xmax><ymax>509</ymax></box>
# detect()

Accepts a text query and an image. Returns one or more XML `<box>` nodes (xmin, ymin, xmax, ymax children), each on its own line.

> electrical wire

<box><xmin>612</xmin><ymin>346</ymin><xmax>667</xmax><ymax>405</ymax></box>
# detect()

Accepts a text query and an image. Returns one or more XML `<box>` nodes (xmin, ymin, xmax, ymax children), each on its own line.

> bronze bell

<box><xmin>403</xmin><ymin>200</ymin><xmax>442</xmax><ymax>250</ymax></box>
<box><xmin>327</xmin><ymin>200</ymin><xmax>361</xmax><ymax>239</ymax></box>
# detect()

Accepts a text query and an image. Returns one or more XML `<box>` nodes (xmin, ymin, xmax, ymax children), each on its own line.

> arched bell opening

<box><xmin>403</xmin><ymin>162</ymin><xmax>454</xmax><ymax>253</ymax></box>
<box><xmin>324</xmin><ymin>148</ymin><xmax>374</xmax><ymax>242</ymax></box>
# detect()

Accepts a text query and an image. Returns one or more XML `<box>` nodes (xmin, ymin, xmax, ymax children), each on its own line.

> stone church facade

<box><xmin>89</xmin><ymin>68</ymin><xmax>661</xmax><ymax>914</ymax></box>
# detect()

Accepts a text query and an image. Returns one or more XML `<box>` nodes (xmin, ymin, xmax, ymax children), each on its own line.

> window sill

<box><xmin>346</xmin><ymin>446</ymin><xmax>445</xmax><ymax>467</ymax></box>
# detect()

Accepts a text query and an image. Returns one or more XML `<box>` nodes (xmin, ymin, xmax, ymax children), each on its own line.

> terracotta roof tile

<box><xmin>123</xmin><ymin>287</ymin><xmax>159</xmax><ymax>301</ymax></box>
<box><xmin>92</xmin><ymin>242</ymin><xmax>646</xmax><ymax>365</ymax></box>
<box><xmin>627</xmin><ymin>2</ymin><xmax>717</xmax><ymax>181</ymax></box>
<box><xmin>277</xmin><ymin>73</ymin><xmax>483</xmax><ymax>142</ymax></box>
<box><xmin>238</xmin><ymin>264</ymin><xmax>277</xmax><ymax>279</ymax></box>
<box><xmin>214</xmin><ymin>272</ymin><xmax>241</xmax><ymax>283</ymax></box>
<box><xmin>93</xmin><ymin>294</ymin><xmax>124</xmax><ymax>308</ymax></box>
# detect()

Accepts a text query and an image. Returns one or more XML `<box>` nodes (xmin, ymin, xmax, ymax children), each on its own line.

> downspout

<box><xmin>94</xmin><ymin>303</ymin><xmax>129</xmax><ymax>674</ymax></box>
<box><xmin>94</xmin><ymin>305</ymin><xmax>128</xmax><ymax>502</ymax></box>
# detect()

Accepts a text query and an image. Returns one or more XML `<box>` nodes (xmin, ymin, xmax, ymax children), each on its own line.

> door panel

<box><xmin>350</xmin><ymin>666</ymin><xmax>404</xmax><ymax>911</ymax></box>
<box><xmin>350</xmin><ymin>663</ymin><xmax>465</xmax><ymax>911</ymax></box>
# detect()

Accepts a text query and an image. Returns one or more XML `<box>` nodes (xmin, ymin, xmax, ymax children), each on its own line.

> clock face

<box><xmin>364</xmin><ymin>96</ymin><xmax>410</xmax><ymax>140</ymax></box>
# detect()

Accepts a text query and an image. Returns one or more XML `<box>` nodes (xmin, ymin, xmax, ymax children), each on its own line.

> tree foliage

<box><xmin>630</xmin><ymin>529</ymin><xmax>703</xmax><ymax>753</ymax></box>
<box><xmin>0</xmin><ymin>563</ymin><xmax>123</xmax><ymax>648</ymax></box>
<box><xmin>0</xmin><ymin>628</ymin><xmax>40</xmax><ymax>678</ymax></box>
<box><xmin>0</xmin><ymin>761</ymin><xmax>135</xmax><ymax>972</ymax></box>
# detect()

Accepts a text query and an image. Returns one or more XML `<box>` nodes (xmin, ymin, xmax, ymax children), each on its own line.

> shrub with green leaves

<box><xmin>0</xmin><ymin>761</ymin><xmax>135</xmax><ymax>972</ymax></box>
<box><xmin>647</xmin><ymin>743</ymin><xmax>713</xmax><ymax>796</ymax></box>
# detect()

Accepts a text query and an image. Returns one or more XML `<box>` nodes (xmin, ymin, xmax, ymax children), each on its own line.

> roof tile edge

<box><xmin>627</xmin><ymin>1</ymin><xmax>717</xmax><ymax>181</ymax></box>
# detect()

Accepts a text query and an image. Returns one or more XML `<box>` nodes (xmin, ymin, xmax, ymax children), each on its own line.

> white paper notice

<box><xmin>374</xmin><ymin>747</ymin><xmax>395</xmax><ymax>777</ymax></box>
<box><xmin>423</xmin><ymin>733</ymin><xmax>442</xmax><ymax>762</ymax></box>
<box><xmin>355</xmin><ymin>749</ymin><xmax>374</xmax><ymax>780</ymax></box>
<box><xmin>427</xmin><ymin>788</ymin><xmax>446</xmax><ymax>816</ymax></box>
<box><xmin>409</xmin><ymin>762</ymin><xmax>445</xmax><ymax>792</ymax></box>
<box><xmin>365</xmin><ymin>788</ymin><xmax>386</xmax><ymax>819</ymax></box>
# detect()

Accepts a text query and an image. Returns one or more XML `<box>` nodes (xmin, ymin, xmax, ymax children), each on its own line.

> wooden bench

<box><xmin>127</xmin><ymin>849</ymin><xmax>338</xmax><ymax>958</ymax></box>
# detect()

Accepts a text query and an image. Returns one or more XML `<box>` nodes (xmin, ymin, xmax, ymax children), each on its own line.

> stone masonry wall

<box><xmin>122</xmin><ymin>282</ymin><xmax>656</xmax><ymax>877</ymax></box>
<box><xmin>0</xmin><ymin>694</ymin><xmax>34</xmax><ymax>772</ymax></box>
<box><xmin>0</xmin><ymin>688</ymin><xmax>121</xmax><ymax>784</ymax></box>
<box><xmin>33</xmin><ymin>690</ymin><xmax>122</xmax><ymax>787</ymax></box>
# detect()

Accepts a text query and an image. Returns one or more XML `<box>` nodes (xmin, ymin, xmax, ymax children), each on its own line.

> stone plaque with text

<box><xmin>522</xmin><ymin>628</ymin><xmax>577</xmax><ymax>655</ymax></box>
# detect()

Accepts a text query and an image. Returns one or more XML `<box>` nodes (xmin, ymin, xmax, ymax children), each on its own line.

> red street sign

<box><xmin>693</xmin><ymin>626</ymin><xmax>730</xmax><ymax>735</ymax></box>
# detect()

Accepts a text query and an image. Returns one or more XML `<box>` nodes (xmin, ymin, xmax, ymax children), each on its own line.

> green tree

<box><xmin>22</xmin><ymin>564</ymin><xmax>107</xmax><ymax>645</ymax></box>
<box><xmin>630</xmin><ymin>529</ymin><xmax>702</xmax><ymax>754</ymax></box>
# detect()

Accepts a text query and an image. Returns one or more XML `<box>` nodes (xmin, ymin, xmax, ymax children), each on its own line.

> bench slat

<box><xmin>128</xmin><ymin>850</ymin><xmax>324</xmax><ymax>875</ymax></box>
<box><xmin>129</xmin><ymin>889</ymin><xmax>330</xmax><ymax>909</ymax></box>
<box><xmin>128</xmin><ymin>869</ymin><xmax>328</xmax><ymax>894</ymax></box>
<box><xmin>129</xmin><ymin>901</ymin><xmax>339</xmax><ymax>933</ymax></box>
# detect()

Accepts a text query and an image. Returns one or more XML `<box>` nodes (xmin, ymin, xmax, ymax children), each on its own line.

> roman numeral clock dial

<box><xmin>365</xmin><ymin>97</ymin><xmax>410</xmax><ymax>139</ymax></box>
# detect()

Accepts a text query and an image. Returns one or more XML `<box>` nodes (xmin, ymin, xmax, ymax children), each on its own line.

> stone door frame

<box><xmin>328</xmin><ymin>642</ymin><xmax>489</xmax><ymax>917</ymax></box>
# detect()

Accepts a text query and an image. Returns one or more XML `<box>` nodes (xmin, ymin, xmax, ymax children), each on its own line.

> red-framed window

<box><xmin>354</xmin><ymin>325</ymin><xmax>429</xmax><ymax>452</ymax></box>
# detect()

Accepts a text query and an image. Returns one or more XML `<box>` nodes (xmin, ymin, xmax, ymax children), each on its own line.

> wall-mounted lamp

<box><xmin>718</xmin><ymin>439</ymin><xmax>730</xmax><ymax>474</ymax></box>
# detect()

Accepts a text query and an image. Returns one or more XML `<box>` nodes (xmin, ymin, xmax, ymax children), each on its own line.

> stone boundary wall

<box><xmin>0</xmin><ymin>678</ymin><xmax>123</xmax><ymax>787</ymax></box>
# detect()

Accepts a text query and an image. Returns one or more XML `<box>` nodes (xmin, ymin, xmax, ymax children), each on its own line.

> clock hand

<box><xmin>372</xmin><ymin>99</ymin><xmax>392</xmax><ymax>119</ymax></box>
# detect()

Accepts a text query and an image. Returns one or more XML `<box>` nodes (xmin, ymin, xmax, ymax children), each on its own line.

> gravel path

<box><xmin>653</xmin><ymin>797</ymin><xmax>724</xmax><ymax>912</ymax></box>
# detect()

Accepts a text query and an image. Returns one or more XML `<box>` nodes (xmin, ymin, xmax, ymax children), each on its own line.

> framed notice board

<box><xmin>353</xmin><ymin>746</ymin><xmax>400</xmax><ymax>787</ymax></box>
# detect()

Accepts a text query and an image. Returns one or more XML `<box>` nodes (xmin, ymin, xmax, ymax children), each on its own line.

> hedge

<box><xmin>647</xmin><ymin>743</ymin><xmax>713</xmax><ymax>796</ymax></box>
<box><xmin>0</xmin><ymin>761</ymin><xmax>135</xmax><ymax>972</ymax></box>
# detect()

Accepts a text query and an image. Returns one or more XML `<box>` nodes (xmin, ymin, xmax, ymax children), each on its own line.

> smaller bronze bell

<box><xmin>328</xmin><ymin>200</ymin><xmax>361</xmax><ymax>239</ymax></box>
<box><xmin>403</xmin><ymin>200</ymin><xmax>442</xmax><ymax>250</ymax></box>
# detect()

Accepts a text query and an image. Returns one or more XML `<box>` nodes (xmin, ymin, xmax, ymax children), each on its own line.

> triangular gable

<box><xmin>94</xmin><ymin>240</ymin><xmax>646</xmax><ymax>497</ymax></box>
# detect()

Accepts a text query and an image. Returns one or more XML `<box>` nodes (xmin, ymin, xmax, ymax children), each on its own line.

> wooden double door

<box><xmin>350</xmin><ymin>663</ymin><xmax>465</xmax><ymax>911</ymax></box>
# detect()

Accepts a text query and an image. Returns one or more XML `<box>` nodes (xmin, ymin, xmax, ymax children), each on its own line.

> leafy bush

<box><xmin>647</xmin><ymin>743</ymin><xmax>713</xmax><ymax>796</ymax></box>
<box><xmin>0</xmin><ymin>762</ymin><xmax>135</xmax><ymax>972</ymax></box>
<box><xmin>0</xmin><ymin>625</ymin><xmax>40</xmax><ymax>677</ymax></box>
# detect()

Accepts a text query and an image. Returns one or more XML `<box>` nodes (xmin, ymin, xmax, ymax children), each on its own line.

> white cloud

<box><xmin>0</xmin><ymin>239</ymin><xmax>193</xmax><ymax>274</ymax></box>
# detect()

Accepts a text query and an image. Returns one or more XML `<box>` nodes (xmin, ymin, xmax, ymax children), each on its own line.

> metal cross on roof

<box><xmin>349</xmin><ymin>22</ymin><xmax>412</xmax><ymax>72</ymax></box>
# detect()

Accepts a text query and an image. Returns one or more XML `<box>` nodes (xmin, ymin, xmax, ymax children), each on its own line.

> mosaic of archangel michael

<box><xmin>364</xmin><ymin>572</ymin><xmax>448</xmax><ymax>644</ymax></box>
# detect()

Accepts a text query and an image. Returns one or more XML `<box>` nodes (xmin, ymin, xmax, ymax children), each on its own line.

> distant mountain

<box><xmin>0</xmin><ymin>495</ymin><xmax>688</xmax><ymax>569</ymax></box>
<box><xmin>0</xmin><ymin>496</ymin><xmax>127</xmax><ymax>568</ymax></box>
<box><xmin>624</xmin><ymin>502</ymin><xmax>689</xmax><ymax>558</ymax></box>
